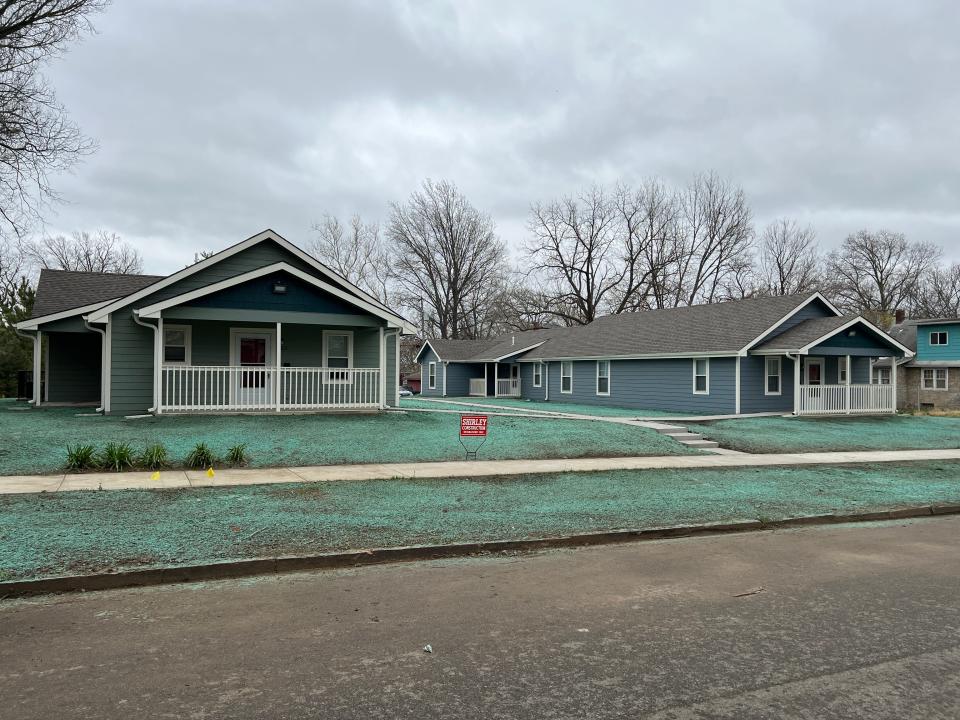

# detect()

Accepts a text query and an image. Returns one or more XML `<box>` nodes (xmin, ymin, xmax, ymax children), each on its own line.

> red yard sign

<box><xmin>460</xmin><ymin>415</ymin><xmax>488</xmax><ymax>437</ymax></box>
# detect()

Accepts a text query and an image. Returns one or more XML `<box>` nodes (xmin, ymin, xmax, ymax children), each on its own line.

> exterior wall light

<box><xmin>272</xmin><ymin>280</ymin><xmax>288</xmax><ymax>294</ymax></box>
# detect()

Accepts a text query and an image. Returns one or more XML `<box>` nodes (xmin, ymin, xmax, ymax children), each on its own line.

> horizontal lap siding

<box><xmin>546</xmin><ymin>358</ymin><xmax>736</xmax><ymax>413</ymax></box>
<box><xmin>740</xmin><ymin>355</ymin><xmax>793</xmax><ymax>413</ymax></box>
<box><xmin>110</xmin><ymin>311</ymin><xmax>154</xmax><ymax>414</ymax></box>
<box><xmin>419</xmin><ymin>348</ymin><xmax>442</xmax><ymax>396</ymax></box>
<box><xmin>753</xmin><ymin>300</ymin><xmax>836</xmax><ymax>346</ymax></box>
<box><xmin>444</xmin><ymin>362</ymin><xmax>481</xmax><ymax>397</ymax></box>
<box><xmin>519</xmin><ymin>362</ymin><xmax>547</xmax><ymax>401</ymax></box>
<box><xmin>47</xmin><ymin>332</ymin><xmax>101</xmax><ymax>402</ymax></box>
<box><xmin>386</xmin><ymin>332</ymin><xmax>398</xmax><ymax>407</ymax></box>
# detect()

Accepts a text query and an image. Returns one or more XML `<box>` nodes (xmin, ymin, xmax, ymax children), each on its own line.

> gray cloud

<box><xmin>42</xmin><ymin>0</ymin><xmax>960</xmax><ymax>273</ymax></box>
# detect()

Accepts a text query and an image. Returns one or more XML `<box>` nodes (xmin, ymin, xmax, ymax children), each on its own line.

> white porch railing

<box><xmin>496</xmin><ymin>378</ymin><xmax>521</xmax><ymax>397</ymax></box>
<box><xmin>469</xmin><ymin>378</ymin><xmax>486</xmax><ymax>397</ymax></box>
<box><xmin>160</xmin><ymin>366</ymin><xmax>381</xmax><ymax>413</ymax></box>
<box><xmin>796</xmin><ymin>383</ymin><xmax>894</xmax><ymax>416</ymax></box>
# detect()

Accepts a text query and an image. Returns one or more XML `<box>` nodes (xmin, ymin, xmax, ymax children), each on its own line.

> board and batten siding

<box><xmin>526</xmin><ymin>357</ymin><xmax>736</xmax><ymax>413</ymax></box>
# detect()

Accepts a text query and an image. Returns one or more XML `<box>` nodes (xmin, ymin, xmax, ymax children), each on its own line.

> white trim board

<box><xmin>133</xmin><ymin>261</ymin><xmax>414</xmax><ymax>334</ymax></box>
<box><xmin>15</xmin><ymin>299</ymin><xmax>115</xmax><ymax>330</ymax></box>
<box><xmin>738</xmin><ymin>292</ymin><xmax>842</xmax><ymax>354</ymax></box>
<box><xmin>88</xmin><ymin>229</ymin><xmax>408</xmax><ymax>327</ymax></box>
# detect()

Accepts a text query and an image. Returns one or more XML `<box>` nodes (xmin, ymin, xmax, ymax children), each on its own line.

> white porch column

<box><xmin>734</xmin><ymin>355</ymin><xmax>741</xmax><ymax>415</ymax></box>
<box><xmin>890</xmin><ymin>356</ymin><xmax>898</xmax><ymax>414</ymax></box>
<box><xmin>32</xmin><ymin>330</ymin><xmax>42</xmax><ymax>406</ymax></box>
<box><xmin>844</xmin><ymin>354</ymin><xmax>851</xmax><ymax>415</ymax></box>
<box><xmin>793</xmin><ymin>354</ymin><xmax>801</xmax><ymax>415</ymax></box>
<box><xmin>483</xmin><ymin>363</ymin><xmax>488</xmax><ymax>397</ymax></box>
<box><xmin>156</xmin><ymin>316</ymin><xmax>164</xmax><ymax>414</ymax></box>
<box><xmin>275</xmin><ymin>322</ymin><xmax>282</xmax><ymax>412</ymax></box>
<box><xmin>378</xmin><ymin>326</ymin><xmax>386</xmax><ymax>408</ymax></box>
<box><xmin>494</xmin><ymin>363</ymin><xmax>499</xmax><ymax>397</ymax></box>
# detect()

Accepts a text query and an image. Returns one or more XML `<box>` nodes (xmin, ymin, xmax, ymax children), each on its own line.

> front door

<box><xmin>806</xmin><ymin>358</ymin><xmax>824</xmax><ymax>386</ymax></box>
<box><xmin>233</xmin><ymin>332</ymin><xmax>275</xmax><ymax>406</ymax></box>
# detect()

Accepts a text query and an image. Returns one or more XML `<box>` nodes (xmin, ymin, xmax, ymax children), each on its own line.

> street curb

<box><xmin>2</xmin><ymin>504</ymin><xmax>957</xmax><ymax>598</ymax></box>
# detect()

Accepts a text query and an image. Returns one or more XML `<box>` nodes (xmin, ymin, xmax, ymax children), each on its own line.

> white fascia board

<box><xmin>87</xmin><ymin>228</ymin><xmax>403</xmax><ymax>324</ymax></box>
<box><xmin>516</xmin><ymin>351</ymin><xmax>740</xmax><ymax>362</ymax></box>
<box><xmin>795</xmin><ymin>316</ymin><xmax>915</xmax><ymax>356</ymax></box>
<box><xmin>15</xmin><ymin>299</ymin><xmax>115</xmax><ymax>330</ymax></box>
<box><xmin>134</xmin><ymin>261</ymin><xmax>415</xmax><ymax>333</ymax></box>
<box><xmin>475</xmin><ymin>342</ymin><xmax>546</xmax><ymax>362</ymax></box>
<box><xmin>738</xmin><ymin>292</ymin><xmax>842</xmax><ymax>354</ymax></box>
<box><xmin>415</xmin><ymin>340</ymin><xmax>441</xmax><ymax>363</ymax></box>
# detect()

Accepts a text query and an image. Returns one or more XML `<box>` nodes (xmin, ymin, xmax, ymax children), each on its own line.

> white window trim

<box><xmin>693</xmin><ymin>358</ymin><xmax>710</xmax><ymax>395</ymax></box>
<box><xmin>533</xmin><ymin>362</ymin><xmax>542</xmax><ymax>388</ymax></box>
<box><xmin>428</xmin><ymin>361</ymin><xmax>437</xmax><ymax>390</ymax></box>
<box><xmin>560</xmin><ymin>361</ymin><xmax>573</xmax><ymax>394</ymax></box>
<box><xmin>596</xmin><ymin>360</ymin><xmax>611</xmax><ymax>396</ymax></box>
<box><xmin>322</xmin><ymin>329</ymin><xmax>354</xmax><ymax>384</ymax></box>
<box><xmin>922</xmin><ymin>367</ymin><xmax>949</xmax><ymax>391</ymax></box>
<box><xmin>871</xmin><ymin>365</ymin><xmax>891</xmax><ymax>385</ymax></box>
<box><xmin>930</xmin><ymin>331</ymin><xmax>949</xmax><ymax>346</ymax></box>
<box><xmin>837</xmin><ymin>359</ymin><xmax>847</xmax><ymax>385</ymax></box>
<box><xmin>764</xmin><ymin>356</ymin><xmax>781</xmax><ymax>396</ymax></box>
<box><xmin>163</xmin><ymin>324</ymin><xmax>192</xmax><ymax>365</ymax></box>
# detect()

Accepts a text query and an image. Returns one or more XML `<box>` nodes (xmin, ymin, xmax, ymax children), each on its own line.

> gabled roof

<box><xmin>751</xmin><ymin>315</ymin><xmax>913</xmax><ymax>356</ymax></box>
<box><xmin>416</xmin><ymin>328</ymin><xmax>559</xmax><ymax>363</ymax></box>
<box><xmin>30</xmin><ymin>268</ymin><xmax>164</xmax><ymax>319</ymax></box>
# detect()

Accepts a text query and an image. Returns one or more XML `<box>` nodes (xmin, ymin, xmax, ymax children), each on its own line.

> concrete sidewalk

<box><xmin>2</xmin><ymin>448</ymin><xmax>960</xmax><ymax>495</ymax></box>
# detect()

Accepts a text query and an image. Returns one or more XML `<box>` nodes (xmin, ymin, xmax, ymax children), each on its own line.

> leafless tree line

<box><xmin>311</xmin><ymin>174</ymin><xmax>956</xmax><ymax>341</ymax></box>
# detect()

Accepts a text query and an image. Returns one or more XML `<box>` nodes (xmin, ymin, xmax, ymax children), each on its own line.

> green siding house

<box><xmin>16</xmin><ymin>230</ymin><xmax>414</xmax><ymax>415</ymax></box>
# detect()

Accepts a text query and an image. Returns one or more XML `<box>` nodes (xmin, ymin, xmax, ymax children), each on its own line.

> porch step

<box><xmin>651</xmin><ymin>424</ymin><xmax>721</xmax><ymax>450</ymax></box>
<box><xmin>678</xmin><ymin>439</ymin><xmax>720</xmax><ymax>449</ymax></box>
<box><xmin>660</xmin><ymin>432</ymin><xmax>703</xmax><ymax>441</ymax></box>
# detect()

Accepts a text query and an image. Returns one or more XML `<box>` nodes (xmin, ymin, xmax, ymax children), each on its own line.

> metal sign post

<box><xmin>459</xmin><ymin>414</ymin><xmax>488</xmax><ymax>460</ymax></box>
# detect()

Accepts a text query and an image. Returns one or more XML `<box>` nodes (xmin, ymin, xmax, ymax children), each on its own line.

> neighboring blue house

<box><xmin>416</xmin><ymin>293</ymin><xmax>913</xmax><ymax>416</ymax></box>
<box><xmin>16</xmin><ymin>230</ymin><xmax>415</xmax><ymax>415</ymax></box>
<box><xmin>879</xmin><ymin>316</ymin><xmax>960</xmax><ymax>410</ymax></box>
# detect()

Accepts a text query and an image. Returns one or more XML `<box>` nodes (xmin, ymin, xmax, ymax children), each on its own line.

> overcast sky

<box><xmin>43</xmin><ymin>0</ymin><xmax>960</xmax><ymax>273</ymax></box>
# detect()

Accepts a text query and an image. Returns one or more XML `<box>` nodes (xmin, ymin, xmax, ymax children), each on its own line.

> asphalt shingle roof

<box><xmin>750</xmin><ymin>316</ymin><xmax>859</xmax><ymax>352</ymax></box>
<box><xmin>31</xmin><ymin>269</ymin><xmax>165</xmax><ymax>319</ymax></box>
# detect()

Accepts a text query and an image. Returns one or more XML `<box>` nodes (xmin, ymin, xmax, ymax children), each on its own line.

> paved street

<box><xmin>2</xmin><ymin>517</ymin><xmax>960</xmax><ymax>719</ymax></box>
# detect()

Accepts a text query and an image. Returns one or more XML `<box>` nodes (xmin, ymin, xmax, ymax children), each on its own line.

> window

<box><xmin>322</xmin><ymin>330</ymin><xmax>353</xmax><ymax>382</ymax></box>
<box><xmin>930</xmin><ymin>331</ymin><xmax>948</xmax><ymax>346</ymax></box>
<box><xmin>872</xmin><ymin>366</ymin><xmax>891</xmax><ymax>385</ymax></box>
<box><xmin>596</xmin><ymin>360</ymin><xmax>610</xmax><ymax>395</ymax></box>
<box><xmin>428</xmin><ymin>362</ymin><xmax>437</xmax><ymax>390</ymax></box>
<box><xmin>533</xmin><ymin>362</ymin><xmax>542</xmax><ymax>388</ymax></box>
<box><xmin>923</xmin><ymin>368</ymin><xmax>948</xmax><ymax>390</ymax></box>
<box><xmin>693</xmin><ymin>358</ymin><xmax>709</xmax><ymax>394</ymax></box>
<box><xmin>560</xmin><ymin>361</ymin><xmax>573</xmax><ymax>393</ymax></box>
<box><xmin>765</xmin><ymin>356</ymin><xmax>781</xmax><ymax>395</ymax></box>
<box><xmin>838</xmin><ymin>358</ymin><xmax>848</xmax><ymax>384</ymax></box>
<box><xmin>163</xmin><ymin>325</ymin><xmax>191</xmax><ymax>364</ymax></box>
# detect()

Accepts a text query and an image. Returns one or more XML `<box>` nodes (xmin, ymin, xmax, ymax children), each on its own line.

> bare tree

<box><xmin>912</xmin><ymin>263</ymin><xmax>960</xmax><ymax>318</ymax></box>
<box><xmin>825</xmin><ymin>229</ymin><xmax>940</xmax><ymax>319</ymax></box>
<box><xmin>671</xmin><ymin>172</ymin><xmax>754</xmax><ymax>306</ymax></box>
<box><xmin>24</xmin><ymin>230</ymin><xmax>142</xmax><ymax>273</ymax></box>
<box><xmin>754</xmin><ymin>218</ymin><xmax>821</xmax><ymax>296</ymax></box>
<box><xmin>525</xmin><ymin>186</ymin><xmax>622</xmax><ymax>325</ymax></box>
<box><xmin>388</xmin><ymin>179</ymin><xmax>506</xmax><ymax>339</ymax></box>
<box><xmin>309</xmin><ymin>214</ymin><xmax>391</xmax><ymax>304</ymax></box>
<box><xmin>0</xmin><ymin>0</ymin><xmax>106</xmax><ymax>240</ymax></box>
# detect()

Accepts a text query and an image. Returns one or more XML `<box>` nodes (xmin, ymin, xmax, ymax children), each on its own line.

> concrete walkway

<box><xmin>3</xmin><ymin>448</ymin><xmax>960</xmax><ymax>495</ymax></box>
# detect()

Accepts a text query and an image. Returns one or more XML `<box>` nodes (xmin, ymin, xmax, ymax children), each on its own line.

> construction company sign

<box><xmin>459</xmin><ymin>415</ymin><xmax>488</xmax><ymax>437</ymax></box>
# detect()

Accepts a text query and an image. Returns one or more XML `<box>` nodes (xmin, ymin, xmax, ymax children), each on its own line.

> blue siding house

<box><xmin>417</xmin><ymin>293</ymin><xmax>913</xmax><ymax>416</ymax></box>
<box><xmin>881</xmin><ymin>316</ymin><xmax>960</xmax><ymax>410</ymax></box>
<box><xmin>16</xmin><ymin>230</ymin><xmax>415</xmax><ymax>415</ymax></box>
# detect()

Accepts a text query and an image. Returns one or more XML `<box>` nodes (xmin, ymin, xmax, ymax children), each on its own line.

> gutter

<box><xmin>82</xmin><ymin>318</ymin><xmax>108</xmax><ymax>413</ymax></box>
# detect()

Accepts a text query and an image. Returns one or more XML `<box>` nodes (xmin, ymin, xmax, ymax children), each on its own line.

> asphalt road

<box><xmin>2</xmin><ymin>517</ymin><xmax>960</xmax><ymax>719</ymax></box>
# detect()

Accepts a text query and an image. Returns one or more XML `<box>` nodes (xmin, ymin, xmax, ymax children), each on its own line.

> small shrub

<box><xmin>100</xmin><ymin>442</ymin><xmax>135</xmax><ymax>472</ymax></box>
<box><xmin>185</xmin><ymin>442</ymin><xmax>216</xmax><ymax>469</ymax></box>
<box><xmin>140</xmin><ymin>443</ymin><xmax>169</xmax><ymax>470</ymax></box>
<box><xmin>65</xmin><ymin>444</ymin><xmax>97</xmax><ymax>471</ymax></box>
<box><xmin>225</xmin><ymin>443</ymin><xmax>248</xmax><ymax>466</ymax></box>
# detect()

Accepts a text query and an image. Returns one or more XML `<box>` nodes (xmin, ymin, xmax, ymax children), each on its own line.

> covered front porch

<box><xmin>467</xmin><ymin>362</ymin><xmax>521</xmax><ymax>398</ymax></box>
<box><xmin>793</xmin><ymin>354</ymin><xmax>895</xmax><ymax>415</ymax></box>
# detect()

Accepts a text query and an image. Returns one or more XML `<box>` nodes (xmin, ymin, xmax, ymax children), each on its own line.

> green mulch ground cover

<box><xmin>2</xmin><ymin>461</ymin><xmax>959</xmax><ymax>582</ymax></box>
<box><xmin>0</xmin><ymin>399</ymin><xmax>691</xmax><ymax>476</ymax></box>
<box><xmin>689</xmin><ymin>414</ymin><xmax>960</xmax><ymax>454</ymax></box>
<box><xmin>402</xmin><ymin>396</ymin><xmax>704</xmax><ymax>418</ymax></box>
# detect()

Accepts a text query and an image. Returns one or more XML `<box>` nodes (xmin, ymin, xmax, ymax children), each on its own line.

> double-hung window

<box><xmin>930</xmin><ymin>331</ymin><xmax>948</xmax><ymax>346</ymax></box>
<box><xmin>560</xmin><ymin>361</ymin><xmax>573</xmax><ymax>394</ymax></box>
<box><xmin>872</xmin><ymin>366</ymin><xmax>891</xmax><ymax>385</ymax></box>
<box><xmin>163</xmin><ymin>325</ymin><xmax>191</xmax><ymax>365</ymax></box>
<box><xmin>838</xmin><ymin>358</ymin><xmax>848</xmax><ymax>384</ymax></box>
<box><xmin>765</xmin><ymin>356</ymin><xmax>781</xmax><ymax>395</ymax></box>
<box><xmin>596</xmin><ymin>360</ymin><xmax>610</xmax><ymax>395</ymax></box>
<box><xmin>322</xmin><ymin>330</ymin><xmax>353</xmax><ymax>382</ymax></box>
<box><xmin>693</xmin><ymin>358</ymin><xmax>709</xmax><ymax>395</ymax></box>
<box><xmin>923</xmin><ymin>368</ymin><xmax>948</xmax><ymax>390</ymax></box>
<box><xmin>533</xmin><ymin>362</ymin><xmax>542</xmax><ymax>388</ymax></box>
<box><xmin>428</xmin><ymin>362</ymin><xmax>437</xmax><ymax>390</ymax></box>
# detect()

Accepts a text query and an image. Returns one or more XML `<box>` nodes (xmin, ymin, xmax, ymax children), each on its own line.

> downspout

<box><xmin>82</xmin><ymin>319</ymin><xmax>107</xmax><ymax>413</ymax></box>
<box><xmin>132</xmin><ymin>311</ymin><xmax>159</xmax><ymax>413</ymax></box>
<box><xmin>785</xmin><ymin>353</ymin><xmax>799</xmax><ymax>415</ymax></box>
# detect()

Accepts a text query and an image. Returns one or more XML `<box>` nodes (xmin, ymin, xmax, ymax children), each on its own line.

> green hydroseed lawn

<box><xmin>1</xmin><ymin>461</ymin><xmax>958</xmax><ymax>582</ymax></box>
<box><xmin>689</xmin><ymin>414</ymin><xmax>960</xmax><ymax>454</ymax></box>
<box><xmin>401</xmin><ymin>396</ymin><xmax>704</xmax><ymax>418</ymax></box>
<box><xmin>0</xmin><ymin>400</ymin><xmax>691</xmax><ymax>476</ymax></box>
